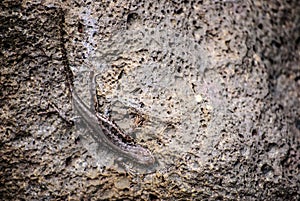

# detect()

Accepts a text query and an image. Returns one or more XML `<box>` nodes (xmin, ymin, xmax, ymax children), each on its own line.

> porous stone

<box><xmin>0</xmin><ymin>0</ymin><xmax>299</xmax><ymax>200</ymax></box>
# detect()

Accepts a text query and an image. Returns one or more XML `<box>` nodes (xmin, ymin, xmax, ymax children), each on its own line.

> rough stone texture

<box><xmin>0</xmin><ymin>0</ymin><xmax>299</xmax><ymax>200</ymax></box>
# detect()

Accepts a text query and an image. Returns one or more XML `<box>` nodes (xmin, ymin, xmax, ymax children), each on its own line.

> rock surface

<box><xmin>0</xmin><ymin>0</ymin><xmax>299</xmax><ymax>200</ymax></box>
